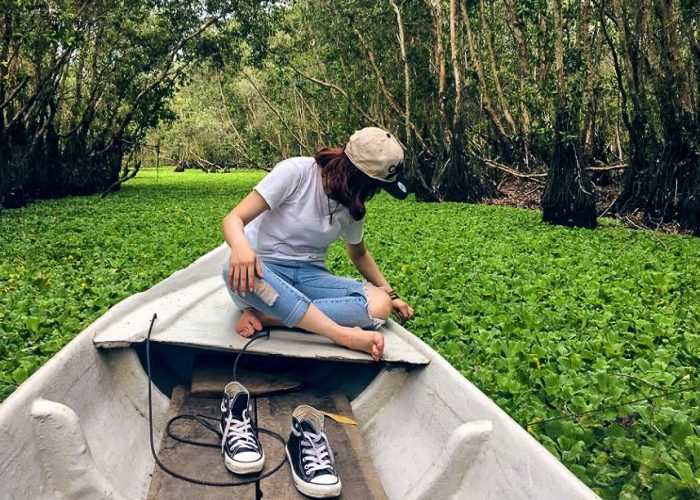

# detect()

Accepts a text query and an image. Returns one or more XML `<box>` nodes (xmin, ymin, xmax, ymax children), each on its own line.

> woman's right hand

<box><xmin>228</xmin><ymin>241</ymin><xmax>264</xmax><ymax>296</ymax></box>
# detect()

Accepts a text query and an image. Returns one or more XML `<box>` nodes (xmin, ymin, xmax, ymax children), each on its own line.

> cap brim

<box><xmin>381</xmin><ymin>173</ymin><xmax>410</xmax><ymax>200</ymax></box>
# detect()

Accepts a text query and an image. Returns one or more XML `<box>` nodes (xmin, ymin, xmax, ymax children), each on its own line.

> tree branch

<box><xmin>96</xmin><ymin>15</ymin><xmax>221</xmax><ymax>156</ymax></box>
<box><xmin>0</xmin><ymin>75</ymin><xmax>30</xmax><ymax>111</ymax></box>
<box><xmin>240</xmin><ymin>69</ymin><xmax>309</xmax><ymax>153</ymax></box>
<box><xmin>289</xmin><ymin>64</ymin><xmax>385</xmax><ymax>128</ymax></box>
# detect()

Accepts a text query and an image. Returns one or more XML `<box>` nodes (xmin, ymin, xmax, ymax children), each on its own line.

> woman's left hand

<box><xmin>392</xmin><ymin>299</ymin><xmax>414</xmax><ymax>325</ymax></box>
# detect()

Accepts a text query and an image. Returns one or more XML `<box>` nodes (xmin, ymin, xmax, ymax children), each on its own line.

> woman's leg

<box><xmin>222</xmin><ymin>260</ymin><xmax>384</xmax><ymax>359</ymax></box>
<box><xmin>295</xmin><ymin>305</ymin><xmax>384</xmax><ymax>360</ymax></box>
<box><xmin>222</xmin><ymin>260</ymin><xmax>308</xmax><ymax>333</ymax></box>
<box><xmin>296</xmin><ymin>265</ymin><xmax>393</xmax><ymax>329</ymax></box>
<box><xmin>364</xmin><ymin>284</ymin><xmax>394</xmax><ymax>320</ymax></box>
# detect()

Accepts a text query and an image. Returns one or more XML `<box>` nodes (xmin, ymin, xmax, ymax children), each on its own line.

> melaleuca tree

<box><xmin>598</xmin><ymin>0</ymin><xmax>700</xmax><ymax>233</ymax></box>
<box><xmin>0</xmin><ymin>0</ymin><xmax>273</xmax><ymax>208</ymax></box>
<box><xmin>541</xmin><ymin>0</ymin><xmax>597</xmax><ymax>228</ymax></box>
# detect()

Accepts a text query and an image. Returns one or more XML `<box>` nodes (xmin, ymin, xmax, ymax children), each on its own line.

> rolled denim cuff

<box><xmin>280</xmin><ymin>296</ymin><xmax>311</xmax><ymax>328</ymax></box>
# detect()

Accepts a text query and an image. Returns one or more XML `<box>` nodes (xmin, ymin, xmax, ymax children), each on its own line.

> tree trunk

<box><xmin>605</xmin><ymin>0</ymin><xmax>658</xmax><ymax>215</ymax></box>
<box><xmin>480</xmin><ymin>0</ymin><xmax>516</xmax><ymax>136</ymax></box>
<box><xmin>502</xmin><ymin>0</ymin><xmax>532</xmax><ymax>139</ymax></box>
<box><xmin>542</xmin><ymin>0</ymin><xmax>597</xmax><ymax>229</ymax></box>
<box><xmin>645</xmin><ymin>0</ymin><xmax>698</xmax><ymax>231</ymax></box>
<box><xmin>460</xmin><ymin>2</ymin><xmax>509</xmax><ymax>147</ymax></box>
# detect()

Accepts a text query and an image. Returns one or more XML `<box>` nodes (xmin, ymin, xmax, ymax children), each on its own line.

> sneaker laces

<box><xmin>299</xmin><ymin>429</ymin><xmax>335</xmax><ymax>475</ymax></box>
<box><xmin>221</xmin><ymin>409</ymin><xmax>259</xmax><ymax>454</ymax></box>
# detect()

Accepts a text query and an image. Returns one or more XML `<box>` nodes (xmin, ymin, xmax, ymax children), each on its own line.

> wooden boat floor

<box><xmin>148</xmin><ymin>385</ymin><xmax>387</xmax><ymax>500</ymax></box>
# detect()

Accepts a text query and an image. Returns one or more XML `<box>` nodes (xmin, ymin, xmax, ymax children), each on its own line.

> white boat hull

<box><xmin>0</xmin><ymin>245</ymin><xmax>597</xmax><ymax>499</ymax></box>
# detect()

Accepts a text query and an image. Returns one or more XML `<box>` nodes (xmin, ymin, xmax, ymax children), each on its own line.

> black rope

<box><xmin>233</xmin><ymin>330</ymin><xmax>270</xmax><ymax>381</ymax></box>
<box><xmin>147</xmin><ymin>313</ymin><xmax>287</xmax><ymax>487</ymax></box>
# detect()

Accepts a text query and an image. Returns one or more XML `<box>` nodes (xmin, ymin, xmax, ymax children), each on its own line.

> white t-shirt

<box><xmin>245</xmin><ymin>157</ymin><xmax>365</xmax><ymax>264</ymax></box>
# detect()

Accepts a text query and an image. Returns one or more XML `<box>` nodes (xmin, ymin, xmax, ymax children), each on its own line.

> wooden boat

<box><xmin>0</xmin><ymin>244</ymin><xmax>597</xmax><ymax>499</ymax></box>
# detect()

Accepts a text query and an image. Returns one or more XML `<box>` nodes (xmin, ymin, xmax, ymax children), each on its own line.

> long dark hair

<box><xmin>315</xmin><ymin>147</ymin><xmax>381</xmax><ymax>221</ymax></box>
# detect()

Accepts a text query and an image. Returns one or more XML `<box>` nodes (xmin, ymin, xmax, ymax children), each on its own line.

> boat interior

<box><xmin>0</xmin><ymin>245</ymin><xmax>594</xmax><ymax>499</ymax></box>
<box><xmin>88</xmin><ymin>252</ymin><xmax>432</xmax><ymax>497</ymax></box>
<box><xmin>139</xmin><ymin>339</ymin><xmax>417</xmax><ymax>499</ymax></box>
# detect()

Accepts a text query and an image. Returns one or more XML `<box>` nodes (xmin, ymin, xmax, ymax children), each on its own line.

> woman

<box><xmin>221</xmin><ymin>127</ymin><xmax>414</xmax><ymax>361</ymax></box>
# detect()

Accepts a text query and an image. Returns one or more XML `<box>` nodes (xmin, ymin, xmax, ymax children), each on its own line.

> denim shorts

<box><xmin>221</xmin><ymin>258</ymin><xmax>383</xmax><ymax>330</ymax></box>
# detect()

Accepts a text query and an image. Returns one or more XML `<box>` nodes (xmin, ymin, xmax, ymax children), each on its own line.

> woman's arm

<box><xmin>346</xmin><ymin>240</ymin><xmax>414</xmax><ymax>324</ymax></box>
<box><xmin>222</xmin><ymin>190</ymin><xmax>270</xmax><ymax>296</ymax></box>
<box><xmin>345</xmin><ymin>239</ymin><xmax>390</xmax><ymax>288</ymax></box>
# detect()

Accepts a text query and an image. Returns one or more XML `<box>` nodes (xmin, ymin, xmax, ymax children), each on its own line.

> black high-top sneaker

<box><xmin>220</xmin><ymin>381</ymin><xmax>265</xmax><ymax>474</ymax></box>
<box><xmin>285</xmin><ymin>405</ymin><xmax>342</xmax><ymax>498</ymax></box>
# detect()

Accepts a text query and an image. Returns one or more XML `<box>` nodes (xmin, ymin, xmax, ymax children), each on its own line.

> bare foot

<box><xmin>342</xmin><ymin>327</ymin><xmax>384</xmax><ymax>361</ymax></box>
<box><xmin>236</xmin><ymin>309</ymin><xmax>263</xmax><ymax>338</ymax></box>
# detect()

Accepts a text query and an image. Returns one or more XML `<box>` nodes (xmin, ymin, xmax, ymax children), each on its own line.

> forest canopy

<box><xmin>1</xmin><ymin>0</ymin><xmax>699</xmax><ymax>233</ymax></box>
<box><xmin>0</xmin><ymin>0</ymin><xmax>273</xmax><ymax>206</ymax></box>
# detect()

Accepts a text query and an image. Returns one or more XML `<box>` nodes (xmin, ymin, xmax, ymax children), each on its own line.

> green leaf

<box><xmin>670</xmin><ymin>416</ymin><xmax>692</xmax><ymax>447</ymax></box>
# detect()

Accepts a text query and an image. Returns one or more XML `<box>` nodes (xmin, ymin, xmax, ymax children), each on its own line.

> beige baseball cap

<box><xmin>345</xmin><ymin>127</ymin><xmax>409</xmax><ymax>199</ymax></box>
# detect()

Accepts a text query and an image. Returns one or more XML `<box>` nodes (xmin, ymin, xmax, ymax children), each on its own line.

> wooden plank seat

<box><xmin>148</xmin><ymin>374</ymin><xmax>387</xmax><ymax>498</ymax></box>
<box><xmin>190</xmin><ymin>355</ymin><xmax>304</xmax><ymax>398</ymax></box>
<box><xmin>92</xmin><ymin>276</ymin><xmax>429</xmax><ymax>366</ymax></box>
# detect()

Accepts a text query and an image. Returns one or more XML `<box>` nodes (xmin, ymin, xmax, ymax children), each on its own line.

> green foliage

<box><xmin>0</xmin><ymin>168</ymin><xmax>259</xmax><ymax>400</ymax></box>
<box><xmin>1</xmin><ymin>169</ymin><xmax>699</xmax><ymax>498</ymax></box>
<box><xmin>0</xmin><ymin>0</ymin><xmax>275</xmax><ymax>208</ymax></box>
<box><xmin>328</xmin><ymin>192</ymin><xmax>700</xmax><ymax>499</ymax></box>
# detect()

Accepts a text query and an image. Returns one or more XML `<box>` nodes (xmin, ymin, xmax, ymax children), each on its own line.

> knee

<box><xmin>366</xmin><ymin>285</ymin><xmax>393</xmax><ymax>320</ymax></box>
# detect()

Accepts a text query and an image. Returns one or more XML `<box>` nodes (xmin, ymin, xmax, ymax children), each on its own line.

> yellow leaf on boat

<box><xmin>324</xmin><ymin>412</ymin><xmax>357</xmax><ymax>426</ymax></box>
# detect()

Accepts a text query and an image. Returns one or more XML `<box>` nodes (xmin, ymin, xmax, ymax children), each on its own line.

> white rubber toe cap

<box><xmin>224</xmin><ymin>451</ymin><xmax>265</xmax><ymax>474</ymax></box>
<box><xmin>234</xmin><ymin>451</ymin><xmax>263</xmax><ymax>463</ymax></box>
<box><xmin>310</xmin><ymin>473</ymin><xmax>339</xmax><ymax>485</ymax></box>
